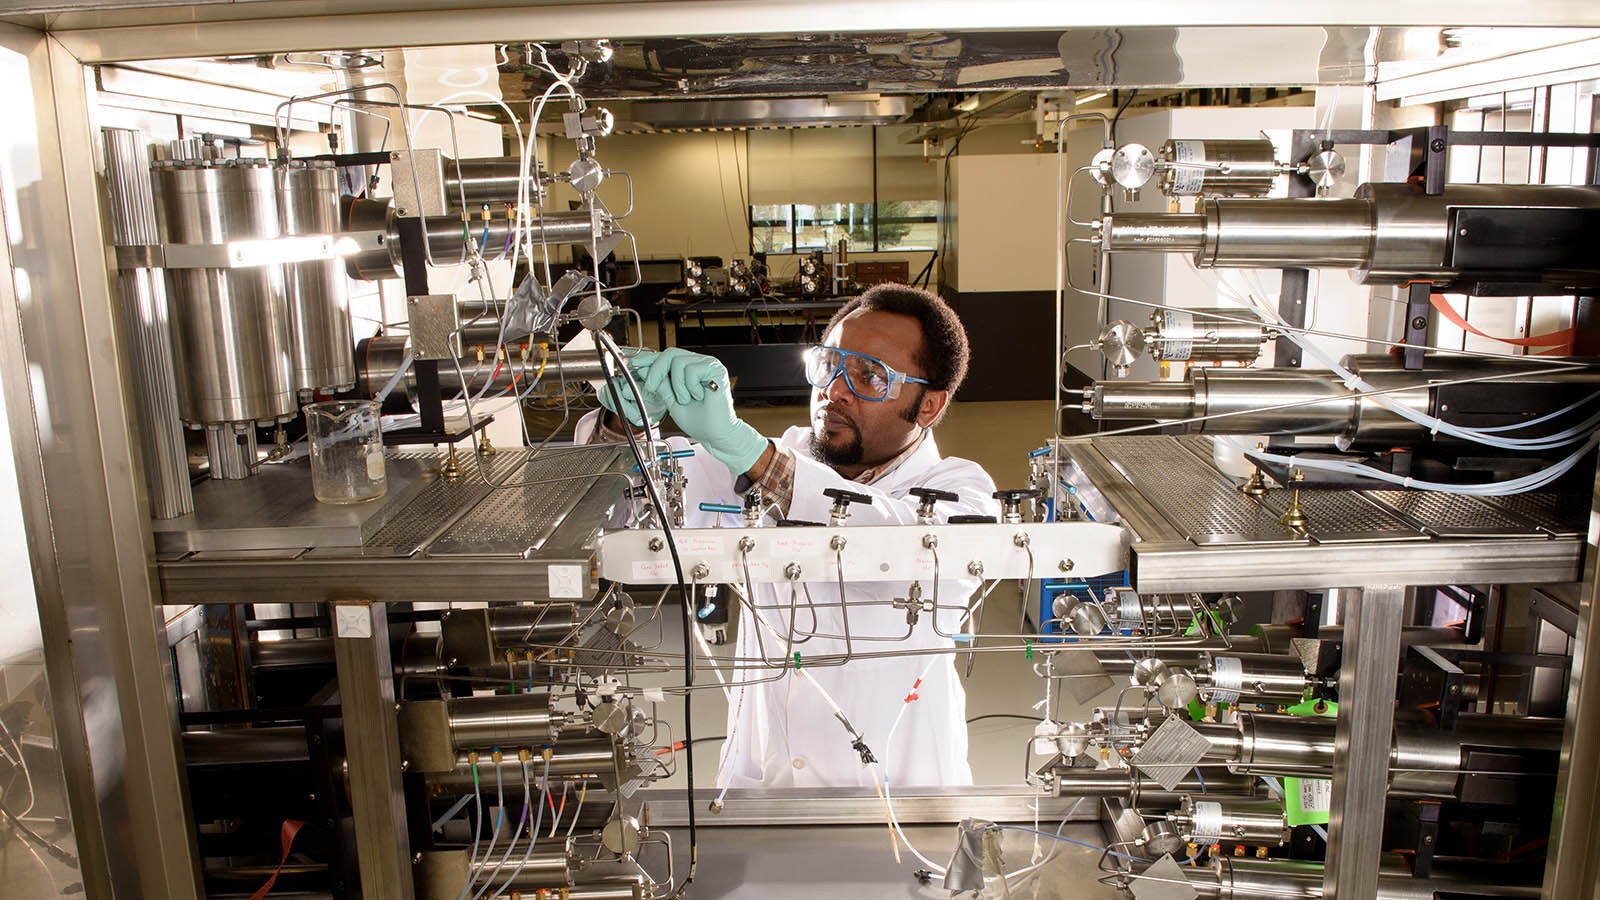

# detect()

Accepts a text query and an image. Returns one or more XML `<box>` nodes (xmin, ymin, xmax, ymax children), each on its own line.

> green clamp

<box><xmin>1024</xmin><ymin>640</ymin><xmax>1033</xmax><ymax>662</ymax></box>
<box><xmin>793</xmin><ymin>652</ymin><xmax>802</xmax><ymax>670</ymax></box>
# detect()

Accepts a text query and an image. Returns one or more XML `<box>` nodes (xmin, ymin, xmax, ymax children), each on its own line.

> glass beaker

<box><xmin>304</xmin><ymin>399</ymin><xmax>386</xmax><ymax>504</ymax></box>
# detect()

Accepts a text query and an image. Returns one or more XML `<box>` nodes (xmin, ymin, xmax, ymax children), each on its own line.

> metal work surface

<box><xmin>664</xmin><ymin>821</ymin><xmax>1121</xmax><ymax>900</ymax></box>
<box><xmin>639</xmin><ymin>787</ymin><xmax>1098</xmax><ymax>827</ymax></box>
<box><xmin>1058</xmin><ymin>435</ymin><xmax>1586</xmax><ymax>593</ymax></box>
<box><xmin>156</xmin><ymin>444</ymin><xmax>630</xmax><ymax>603</ymax></box>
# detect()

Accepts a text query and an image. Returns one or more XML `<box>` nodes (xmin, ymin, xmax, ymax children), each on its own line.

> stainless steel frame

<box><xmin>0</xmin><ymin>23</ymin><xmax>202</xmax><ymax>899</ymax></box>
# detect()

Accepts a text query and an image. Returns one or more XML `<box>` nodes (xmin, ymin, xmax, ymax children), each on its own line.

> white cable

<box><xmin>491</xmin><ymin>754</ymin><xmax>552</xmax><ymax>900</ymax></box>
<box><xmin>470</xmin><ymin>757</ymin><xmax>530</xmax><ymax>900</ymax></box>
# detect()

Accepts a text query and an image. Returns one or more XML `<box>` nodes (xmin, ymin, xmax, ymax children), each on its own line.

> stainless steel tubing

<box><xmin>447</xmin><ymin>694</ymin><xmax>558</xmax><ymax>749</ymax></box>
<box><xmin>1160</xmin><ymin>139</ymin><xmax>1280</xmax><ymax>198</ymax></box>
<box><xmin>155</xmin><ymin>158</ymin><xmax>296</xmax><ymax>426</ymax></box>
<box><xmin>279</xmin><ymin>161</ymin><xmax>355</xmax><ymax>393</ymax></box>
<box><xmin>182</xmin><ymin>727</ymin><xmax>310</xmax><ymax>766</ymax></box>
<box><xmin>102</xmin><ymin>128</ymin><xmax>193</xmax><ymax>518</ymax></box>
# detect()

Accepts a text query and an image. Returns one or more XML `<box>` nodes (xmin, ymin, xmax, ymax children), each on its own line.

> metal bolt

<box><xmin>1013</xmin><ymin>533</ymin><xmax>1031</xmax><ymax>548</ymax></box>
<box><xmin>785</xmin><ymin>562</ymin><xmax>803</xmax><ymax>580</ymax></box>
<box><xmin>967</xmin><ymin>561</ymin><xmax>984</xmax><ymax>577</ymax></box>
<box><xmin>1429</xmin><ymin>138</ymin><xmax>1447</xmax><ymax>152</ymax></box>
<box><xmin>830</xmin><ymin>535</ymin><xmax>847</xmax><ymax>551</ymax></box>
<box><xmin>1410</xmin><ymin>316</ymin><xmax>1428</xmax><ymax>330</ymax></box>
<box><xmin>1059</xmin><ymin>559</ymin><xmax>1075</xmax><ymax>572</ymax></box>
<box><xmin>647</xmin><ymin>537</ymin><xmax>664</xmax><ymax>552</ymax></box>
<box><xmin>737</xmin><ymin>536</ymin><xmax>755</xmax><ymax>552</ymax></box>
<box><xmin>922</xmin><ymin>535</ymin><xmax>939</xmax><ymax>550</ymax></box>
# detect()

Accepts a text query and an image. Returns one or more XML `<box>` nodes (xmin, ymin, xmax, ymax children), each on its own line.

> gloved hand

<box><xmin>635</xmin><ymin>349</ymin><xmax>768</xmax><ymax>474</ymax></box>
<box><xmin>595</xmin><ymin>348</ymin><xmax>669</xmax><ymax>429</ymax></box>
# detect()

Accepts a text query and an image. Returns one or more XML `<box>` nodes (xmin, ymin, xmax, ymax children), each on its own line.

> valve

<box><xmin>822</xmin><ymin>487</ymin><xmax>873</xmax><ymax>525</ymax></box>
<box><xmin>907</xmin><ymin>486</ymin><xmax>959</xmax><ymax>524</ymax></box>
<box><xmin>992</xmin><ymin>488</ymin><xmax>1043</xmax><ymax>524</ymax></box>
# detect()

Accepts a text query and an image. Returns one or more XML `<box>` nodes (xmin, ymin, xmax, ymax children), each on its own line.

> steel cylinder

<box><xmin>1053</xmin><ymin>766</ymin><xmax>1255</xmax><ymax>805</ymax></box>
<box><xmin>426</xmin><ymin>740</ymin><xmax>622</xmax><ymax>793</ymax></box>
<box><xmin>279</xmin><ymin>161</ymin><xmax>355</xmax><ymax>393</ymax></box>
<box><xmin>1105</xmin><ymin>182</ymin><xmax>1600</xmax><ymax>288</ymax></box>
<box><xmin>345</xmin><ymin>205</ymin><xmax>598</xmax><ymax>281</ymax></box>
<box><xmin>1176</xmin><ymin>798</ymin><xmax>1289</xmax><ymax>846</ymax></box>
<box><xmin>1201</xmin><ymin>653</ymin><xmax>1312</xmax><ymax>704</ymax></box>
<box><xmin>1087</xmin><ymin>367</ymin><xmax>1432</xmax><ymax>448</ymax></box>
<box><xmin>155</xmin><ymin>158</ymin><xmax>295</xmax><ymax>425</ymax></box>
<box><xmin>103</xmin><ymin>128</ymin><xmax>193</xmax><ymax>518</ymax></box>
<box><xmin>203</xmin><ymin>422</ymin><xmax>259</xmax><ymax>481</ymax></box>
<box><xmin>447</xmin><ymin>693</ymin><xmax>558</xmax><ymax>749</ymax></box>
<box><xmin>356</xmin><ymin>333</ymin><xmax>608</xmax><ymax>405</ymax></box>
<box><xmin>1189</xmin><ymin>857</ymin><xmax>1543</xmax><ymax>900</ymax></box>
<box><xmin>1160</xmin><ymin>139</ymin><xmax>1281</xmax><ymax>197</ymax></box>
<box><xmin>416</xmin><ymin>845</ymin><xmax>573</xmax><ymax>900</ymax></box>
<box><xmin>1149</xmin><ymin>308</ymin><xmax>1268</xmax><ymax>364</ymax></box>
<box><xmin>443</xmin><ymin>158</ymin><xmax>536</xmax><ymax>207</ymax></box>
<box><xmin>182</xmin><ymin>727</ymin><xmax>310</xmax><ymax>767</ymax></box>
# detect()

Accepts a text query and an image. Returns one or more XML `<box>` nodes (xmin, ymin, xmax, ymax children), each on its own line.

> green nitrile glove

<box><xmin>595</xmin><ymin>348</ymin><xmax>669</xmax><ymax>428</ymax></box>
<box><xmin>638</xmin><ymin>349</ymin><xmax>768</xmax><ymax>474</ymax></box>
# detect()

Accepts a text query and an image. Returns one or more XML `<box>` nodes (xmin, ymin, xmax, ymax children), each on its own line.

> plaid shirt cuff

<box><xmin>749</xmin><ymin>444</ymin><xmax>796</xmax><ymax>518</ymax></box>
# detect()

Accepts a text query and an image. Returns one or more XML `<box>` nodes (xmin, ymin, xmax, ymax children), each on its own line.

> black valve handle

<box><xmin>822</xmin><ymin>487</ymin><xmax>873</xmax><ymax>507</ymax></box>
<box><xmin>993</xmin><ymin>488</ymin><xmax>1044</xmax><ymax>502</ymax></box>
<box><xmin>909</xmin><ymin>487</ymin><xmax>959</xmax><ymax>504</ymax></box>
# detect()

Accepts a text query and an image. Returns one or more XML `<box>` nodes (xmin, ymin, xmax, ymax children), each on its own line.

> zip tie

<box><xmin>793</xmin><ymin>652</ymin><xmax>802</xmax><ymax>670</ymax></box>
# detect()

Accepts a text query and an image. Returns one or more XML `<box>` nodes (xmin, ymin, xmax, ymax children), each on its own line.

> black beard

<box><xmin>809</xmin><ymin>426</ymin><xmax>863</xmax><ymax>468</ymax></box>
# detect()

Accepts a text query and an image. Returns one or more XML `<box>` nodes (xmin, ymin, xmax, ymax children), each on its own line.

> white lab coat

<box><xmin>578</xmin><ymin>413</ymin><xmax>1000</xmax><ymax>788</ymax></box>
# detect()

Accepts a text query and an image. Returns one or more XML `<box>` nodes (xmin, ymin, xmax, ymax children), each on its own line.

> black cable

<box><xmin>966</xmin><ymin>714</ymin><xmax>1040</xmax><ymax>725</ymax></box>
<box><xmin>594</xmin><ymin>333</ymin><xmax>698</xmax><ymax>897</ymax></box>
<box><xmin>0</xmin><ymin>804</ymin><xmax>78</xmax><ymax>868</ymax></box>
<box><xmin>1109</xmin><ymin>90</ymin><xmax>1138</xmax><ymax>147</ymax></box>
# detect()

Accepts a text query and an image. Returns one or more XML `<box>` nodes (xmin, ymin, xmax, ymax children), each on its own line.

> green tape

<box><xmin>1284</xmin><ymin>776</ymin><xmax>1331</xmax><ymax>826</ymax></box>
<box><xmin>1282</xmin><ymin>699</ymin><xmax>1335</xmax><ymax>825</ymax></box>
<box><xmin>793</xmin><ymin>652</ymin><xmax>802</xmax><ymax>670</ymax></box>
<box><xmin>1025</xmin><ymin>640</ymin><xmax>1033</xmax><ymax>662</ymax></box>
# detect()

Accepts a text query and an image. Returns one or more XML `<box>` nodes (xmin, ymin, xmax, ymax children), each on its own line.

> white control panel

<box><xmin>596</xmin><ymin>521</ymin><xmax>1127</xmax><ymax>584</ymax></box>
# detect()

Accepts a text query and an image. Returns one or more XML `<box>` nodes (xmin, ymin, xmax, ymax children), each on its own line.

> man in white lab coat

<box><xmin>582</xmin><ymin>284</ymin><xmax>998</xmax><ymax>788</ymax></box>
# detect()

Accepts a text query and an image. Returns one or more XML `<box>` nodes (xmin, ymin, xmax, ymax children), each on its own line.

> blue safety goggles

<box><xmin>802</xmin><ymin>345</ymin><xmax>930</xmax><ymax>401</ymax></box>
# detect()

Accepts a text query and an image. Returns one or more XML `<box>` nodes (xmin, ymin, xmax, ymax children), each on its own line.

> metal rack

<box><xmin>1056</xmin><ymin>434</ymin><xmax>1587</xmax><ymax>898</ymax></box>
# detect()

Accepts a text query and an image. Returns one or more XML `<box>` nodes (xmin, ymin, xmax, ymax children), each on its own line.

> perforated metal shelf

<box><xmin>1056</xmin><ymin>435</ymin><xmax>1586</xmax><ymax>593</ymax></box>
